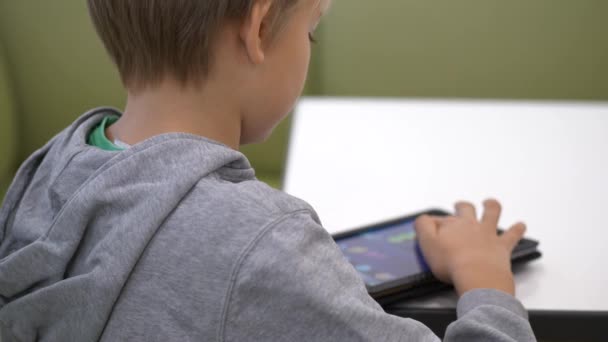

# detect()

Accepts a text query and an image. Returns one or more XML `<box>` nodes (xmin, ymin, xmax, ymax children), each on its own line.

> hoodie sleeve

<box><xmin>220</xmin><ymin>210</ymin><xmax>536</xmax><ymax>342</ymax></box>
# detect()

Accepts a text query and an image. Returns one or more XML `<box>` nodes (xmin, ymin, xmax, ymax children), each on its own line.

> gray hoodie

<box><xmin>0</xmin><ymin>108</ymin><xmax>536</xmax><ymax>341</ymax></box>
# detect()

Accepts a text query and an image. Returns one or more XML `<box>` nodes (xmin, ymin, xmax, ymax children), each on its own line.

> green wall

<box><xmin>0</xmin><ymin>1</ymin><xmax>125</xmax><ymax>161</ymax></box>
<box><xmin>0</xmin><ymin>41</ymin><xmax>17</xmax><ymax>199</ymax></box>
<box><xmin>317</xmin><ymin>0</ymin><xmax>608</xmax><ymax>100</ymax></box>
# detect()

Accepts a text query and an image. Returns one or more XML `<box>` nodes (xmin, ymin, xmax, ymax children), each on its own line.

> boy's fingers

<box><xmin>481</xmin><ymin>199</ymin><xmax>502</xmax><ymax>228</ymax></box>
<box><xmin>501</xmin><ymin>222</ymin><xmax>527</xmax><ymax>251</ymax></box>
<box><xmin>455</xmin><ymin>201</ymin><xmax>477</xmax><ymax>220</ymax></box>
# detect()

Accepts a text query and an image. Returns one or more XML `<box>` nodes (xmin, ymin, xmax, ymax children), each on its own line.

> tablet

<box><xmin>333</xmin><ymin>209</ymin><xmax>542</xmax><ymax>305</ymax></box>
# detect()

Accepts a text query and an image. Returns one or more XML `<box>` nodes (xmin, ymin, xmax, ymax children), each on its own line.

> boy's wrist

<box><xmin>451</xmin><ymin>265</ymin><xmax>515</xmax><ymax>297</ymax></box>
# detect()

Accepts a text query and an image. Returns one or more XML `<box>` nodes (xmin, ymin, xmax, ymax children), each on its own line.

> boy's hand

<box><xmin>414</xmin><ymin>200</ymin><xmax>526</xmax><ymax>296</ymax></box>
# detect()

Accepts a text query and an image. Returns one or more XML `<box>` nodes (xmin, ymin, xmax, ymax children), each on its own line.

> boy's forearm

<box><xmin>444</xmin><ymin>289</ymin><xmax>536</xmax><ymax>342</ymax></box>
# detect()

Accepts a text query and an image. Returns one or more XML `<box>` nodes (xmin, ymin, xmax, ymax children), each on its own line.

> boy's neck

<box><xmin>107</xmin><ymin>79</ymin><xmax>243</xmax><ymax>150</ymax></box>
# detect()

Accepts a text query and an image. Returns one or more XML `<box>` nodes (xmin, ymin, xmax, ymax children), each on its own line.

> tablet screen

<box><xmin>336</xmin><ymin>218</ymin><xmax>430</xmax><ymax>287</ymax></box>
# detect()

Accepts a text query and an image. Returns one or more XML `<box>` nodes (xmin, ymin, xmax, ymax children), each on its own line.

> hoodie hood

<box><xmin>0</xmin><ymin>108</ymin><xmax>255</xmax><ymax>341</ymax></box>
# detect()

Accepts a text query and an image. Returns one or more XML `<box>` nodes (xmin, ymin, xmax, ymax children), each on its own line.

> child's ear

<box><xmin>240</xmin><ymin>0</ymin><xmax>273</xmax><ymax>65</ymax></box>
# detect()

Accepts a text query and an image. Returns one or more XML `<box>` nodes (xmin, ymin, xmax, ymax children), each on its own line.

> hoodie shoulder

<box><xmin>186</xmin><ymin>175</ymin><xmax>321</xmax><ymax>230</ymax></box>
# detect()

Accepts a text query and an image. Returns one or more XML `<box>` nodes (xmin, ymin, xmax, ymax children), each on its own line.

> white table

<box><xmin>284</xmin><ymin>98</ymin><xmax>608</xmax><ymax>323</ymax></box>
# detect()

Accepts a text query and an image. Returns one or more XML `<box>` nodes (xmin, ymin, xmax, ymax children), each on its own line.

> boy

<box><xmin>0</xmin><ymin>0</ymin><xmax>535</xmax><ymax>341</ymax></box>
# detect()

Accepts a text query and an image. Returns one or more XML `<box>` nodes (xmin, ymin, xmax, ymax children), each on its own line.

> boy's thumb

<box><xmin>414</xmin><ymin>215</ymin><xmax>438</xmax><ymax>251</ymax></box>
<box><xmin>501</xmin><ymin>222</ymin><xmax>527</xmax><ymax>251</ymax></box>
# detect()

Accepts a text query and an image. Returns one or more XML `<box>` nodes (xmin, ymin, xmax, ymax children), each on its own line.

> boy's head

<box><xmin>88</xmin><ymin>0</ymin><xmax>330</xmax><ymax>144</ymax></box>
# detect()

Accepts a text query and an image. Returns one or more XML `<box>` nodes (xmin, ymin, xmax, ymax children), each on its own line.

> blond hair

<box><xmin>88</xmin><ymin>0</ymin><xmax>299</xmax><ymax>90</ymax></box>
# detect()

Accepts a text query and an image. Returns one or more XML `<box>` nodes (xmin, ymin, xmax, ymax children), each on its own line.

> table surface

<box><xmin>283</xmin><ymin>97</ymin><xmax>608</xmax><ymax>312</ymax></box>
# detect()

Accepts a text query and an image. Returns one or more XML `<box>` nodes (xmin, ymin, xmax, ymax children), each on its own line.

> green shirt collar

<box><xmin>88</xmin><ymin>114</ymin><xmax>125</xmax><ymax>151</ymax></box>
